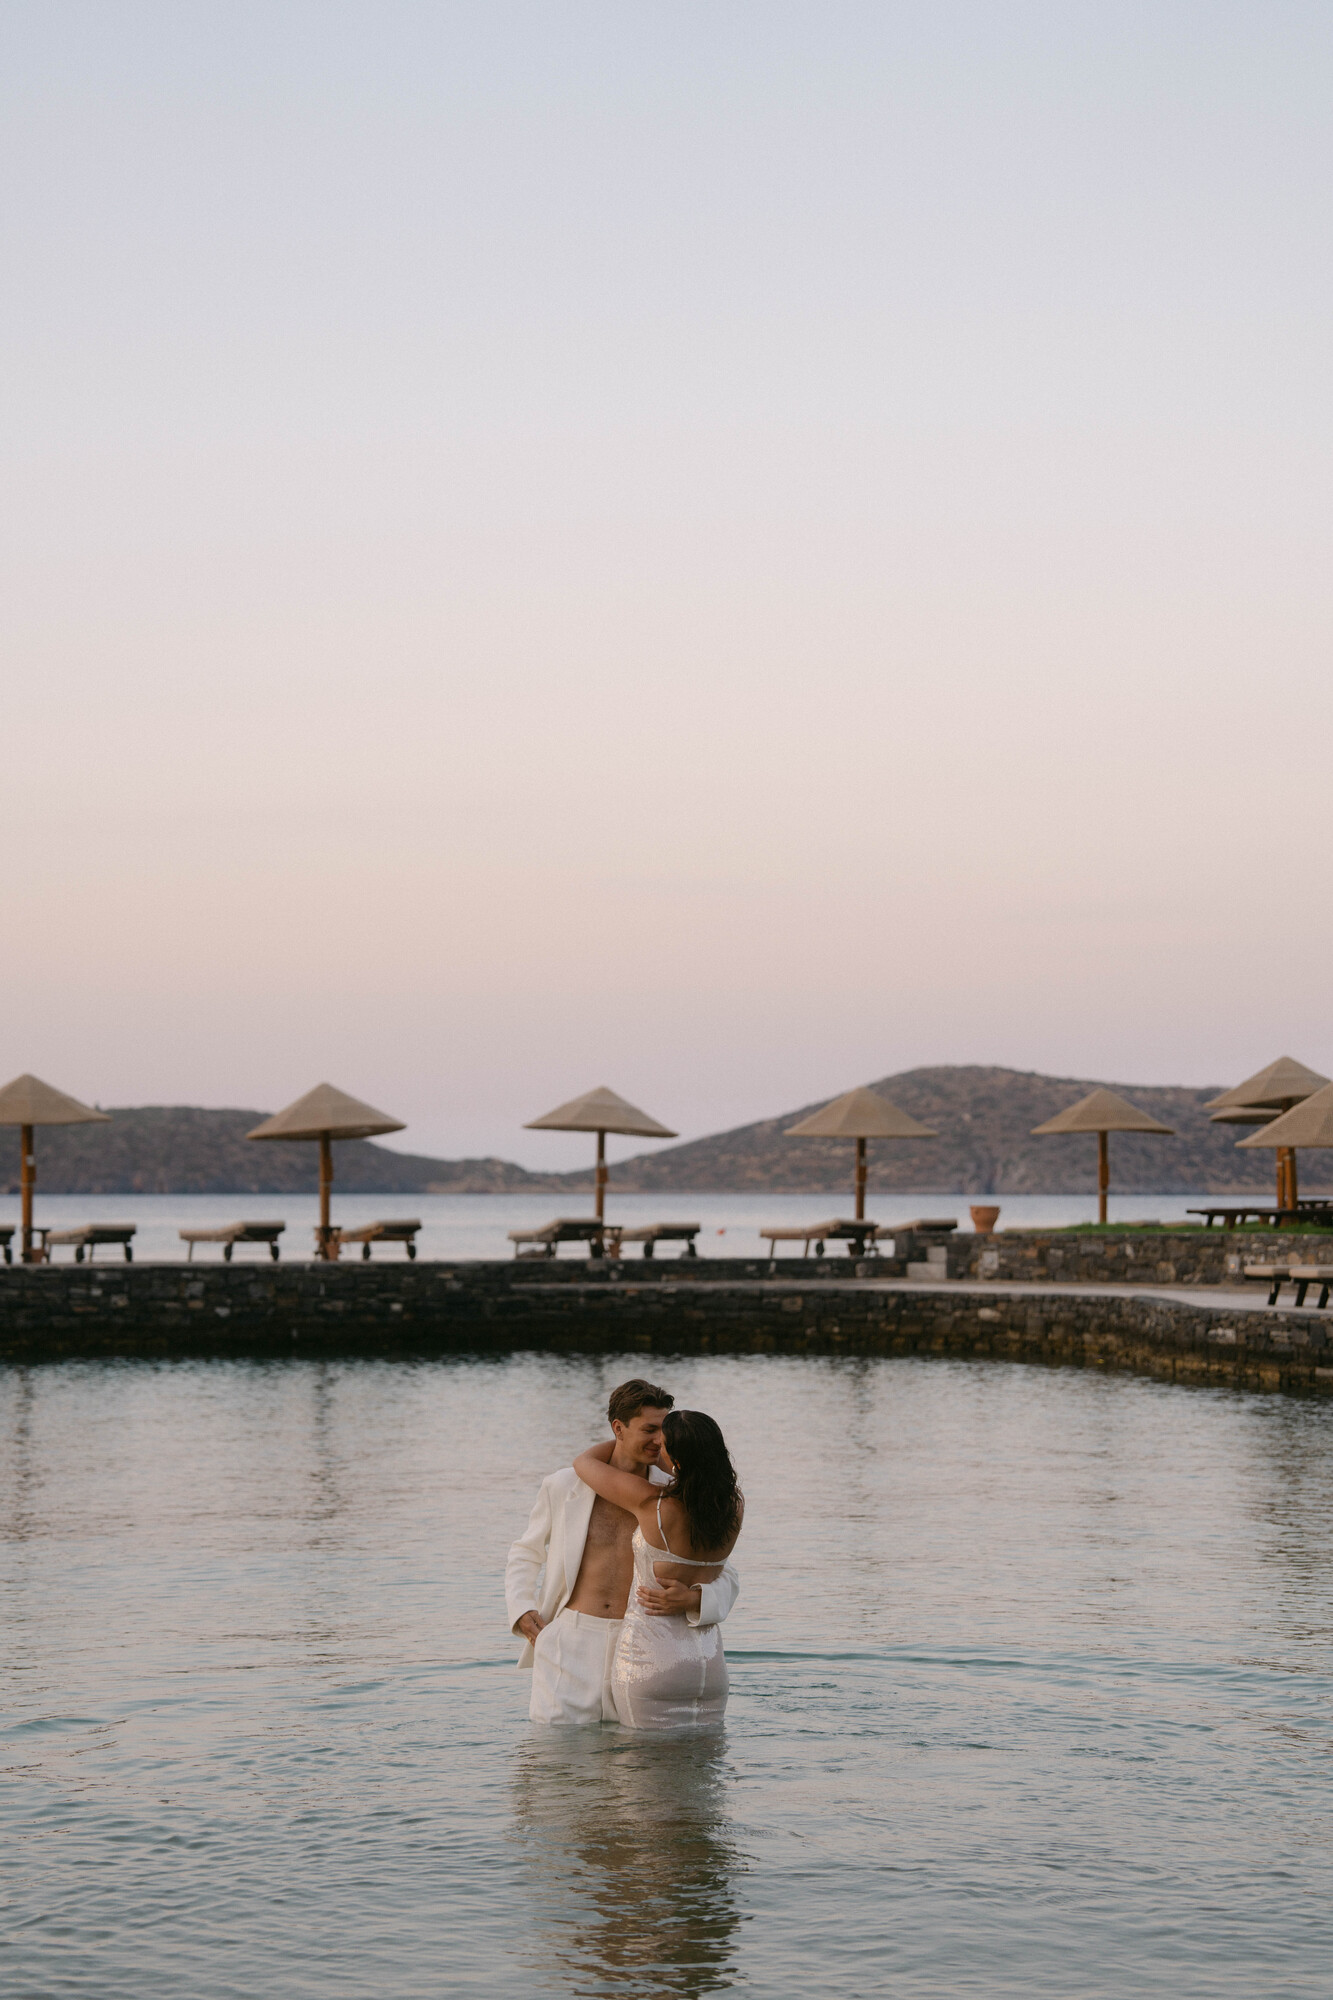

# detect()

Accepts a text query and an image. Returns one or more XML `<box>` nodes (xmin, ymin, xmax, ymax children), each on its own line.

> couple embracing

<box><xmin>505</xmin><ymin>1379</ymin><xmax>745</xmax><ymax>1731</ymax></box>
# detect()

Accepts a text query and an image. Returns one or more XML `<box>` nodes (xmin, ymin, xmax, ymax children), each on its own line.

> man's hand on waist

<box><xmin>637</xmin><ymin>1579</ymin><xmax>702</xmax><ymax>1617</ymax></box>
<box><xmin>515</xmin><ymin>1610</ymin><xmax>547</xmax><ymax>1645</ymax></box>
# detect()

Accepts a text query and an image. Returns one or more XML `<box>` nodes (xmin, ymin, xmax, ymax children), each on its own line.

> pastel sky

<box><xmin>3</xmin><ymin>2</ymin><xmax>1330</xmax><ymax>1167</ymax></box>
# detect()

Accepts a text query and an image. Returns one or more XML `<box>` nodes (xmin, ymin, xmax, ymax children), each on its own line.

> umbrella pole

<box><xmin>1280</xmin><ymin>1146</ymin><xmax>1298</xmax><ymax>1218</ymax></box>
<box><xmin>20</xmin><ymin>1124</ymin><xmax>35</xmax><ymax>1263</ymax></box>
<box><xmin>855</xmin><ymin>1137</ymin><xmax>867</xmax><ymax>1222</ymax></box>
<box><xmin>1097</xmin><ymin>1130</ymin><xmax>1109</xmax><ymax>1227</ymax></box>
<box><xmin>318</xmin><ymin>1132</ymin><xmax>334</xmax><ymax>1259</ymax></box>
<box><xmin>595</xmin><ymin>1130</ymin><xmax>607</xmax><ymax>1223</ymax></box>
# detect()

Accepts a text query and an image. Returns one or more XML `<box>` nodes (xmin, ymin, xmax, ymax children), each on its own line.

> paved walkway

<box><xmin>588</xmin><ymin>1272</ymin><xmax>1324</xmax><ymax>1320</ymax></box>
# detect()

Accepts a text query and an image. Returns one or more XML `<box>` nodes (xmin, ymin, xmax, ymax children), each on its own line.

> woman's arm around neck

<box><xmin>573</xmin><ymin>1443</ymin><xmax>660</xmax><ymax>1514</ymax></box>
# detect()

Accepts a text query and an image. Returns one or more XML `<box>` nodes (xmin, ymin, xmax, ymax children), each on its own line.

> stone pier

<box><xmin>1</xmin><ymin>1255</ymin><xmax>1331</xmax><ymax>1396</ymax></box>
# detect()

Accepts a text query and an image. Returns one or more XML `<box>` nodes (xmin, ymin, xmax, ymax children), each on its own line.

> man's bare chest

<box><xmin>582</xmin><ymin>1494</ymin><xmax>635</xmax><ymax>1552</ymax></box>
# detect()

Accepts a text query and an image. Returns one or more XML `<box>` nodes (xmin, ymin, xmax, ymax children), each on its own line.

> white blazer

<box><xmin>505</xmin><ymin>1463</ymin><xmax>740</xmax><ymax>1668</ymax></box>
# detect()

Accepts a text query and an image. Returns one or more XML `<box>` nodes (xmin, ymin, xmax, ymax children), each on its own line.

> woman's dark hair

<box><xmin>660</xmin><ymin>1410</ymin><xmax>742</xmax><ymax>1553</ymax></box>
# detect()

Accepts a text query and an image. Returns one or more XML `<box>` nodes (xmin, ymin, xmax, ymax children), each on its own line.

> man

<box><xmin>505</xmin><ymin>1377</ymin><xmax>740</xmax><ymax>1724</ymax></box>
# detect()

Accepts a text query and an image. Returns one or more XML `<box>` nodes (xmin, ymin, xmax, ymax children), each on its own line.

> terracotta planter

<box><xmin>969</xmin><ymin>1205</ymin><xmax>1001</xmax><ymax>1235</ymax></box>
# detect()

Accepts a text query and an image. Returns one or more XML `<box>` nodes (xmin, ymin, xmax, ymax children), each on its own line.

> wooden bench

<box><xmin>760</xmin><ymin>1218</ymin><xmax>880</xmax><ymax>1260</ymax></box>
<box><xmin>615</xmin><ymin>1223</ymin><xmax>701</xmax><ymax>1259</ymax></box>
<box><xmin>1243</xmin><ymin>1261</ymin><xmax>1333</xmax><ymax>1308</ymax></box>
<box><xmin>509</xmin><ymin>1217</ymin><xmax>616</xmax><ymax>1260</ymax></box>
<box><xmin>38</xmin><ymin>1224</ymin><xmax>136</xmax><ymax>1264</ymax></box>
<box><xmin>0</xmin><ymin>1226</ymin><xmax>12</xmax><ymax>1266</ymax></box>
<box><xmin>330</xmin><ymin>1219</ymin><xmax>422</xmax><ymax>1261</ymax></box>
<box><xmin>179</xmin><ymin>1221</ymin><xmax>286</xmax><ymax>1263</ymax></box>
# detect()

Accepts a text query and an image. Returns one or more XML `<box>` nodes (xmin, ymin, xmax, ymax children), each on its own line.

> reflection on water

<box><xmin>511</xmin><ymin>1730</ymin><xmax>743</xmax><ymax>1997</ymax></box>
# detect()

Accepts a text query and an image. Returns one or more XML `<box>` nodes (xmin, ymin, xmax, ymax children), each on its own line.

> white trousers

<box><xmin>529</xmin><ymin>1608</ymin><xmax>623</xmax><ymax>1725</ymax></box>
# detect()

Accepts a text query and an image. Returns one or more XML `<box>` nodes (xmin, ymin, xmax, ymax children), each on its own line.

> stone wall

<box><xmin>1</xmin><ymin>1258</ymin><xmax>1331</xmax><ymax>1396</ymax></box>
<box><xmin>948</xmin><ymin>1228</ymin><xmax>1333</xmax><ymax>1286</ymax></box>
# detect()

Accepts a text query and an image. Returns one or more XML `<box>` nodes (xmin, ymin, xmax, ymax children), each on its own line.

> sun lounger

<box><xmin>330</xmin><ymin>1219</ymin><xmax>422</xmax><ymax>1261</ymax></box>
<box><xmin>1243</xmin><ymin>1260</ymin><xmax>1333</xmax><ymax>1308</ymax></box>
<box><xmin>508</xmin><ymin>1217</ymin><xmax>617</xmax><ymax>1260</ymax></box>
<box><xmin>0</xmin><ymin>1226</ymin><xmax>12</xmax><ymax>1266</ymax></box>
<box><xmin>614</xmin><ymin>1223</ymin><xmax>701</xmax><ymax>1259</ymax></box>
<box><xmin>1190</xmin><ymin>1204</ymin><xmax>1333</xmax><ymax>1229</ymax></box>
<box><xmin>760</xmin><ymin>1218</ymin><xmax>880</xmax><ymax>1261</ymax></box>
<box><xmin>179</xmin><ymin>1221</ymin><xmax>286</xmax><ymax>1263</ymax></box>
<box><xmin>1287</xmin><ymin>1265</ymin><xmax>1333</xmax><ymax>1308</ymax></box>
<box><xmin>873</xmin><ymin>1218</ymin><xmax>959</xmax><ymax>1245</ymax></box>
<box><xmin>38</xmin><ymin>1223</ymin><xmax>136</xmax><ymax>1264</ymax></box>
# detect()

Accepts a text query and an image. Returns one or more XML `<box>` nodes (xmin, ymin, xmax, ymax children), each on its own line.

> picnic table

<box><xmin>760</xmin><ymin>1218</ymin><xmax>880</xmax><ymax>1260</ymax></box>
<box><xmin>1243</xmin><ymin>1261</ymin><xmax>1333</xmax><ymax>1308</ymax></box>
<box><xmin>179</xmin><ymin>1221</ymin><xmax>286</xmax><ymax>1263</ymax></box>
<box><xmin>330</xmin><ymin>1219</ymin><xmax>421</xmax><ymax>1261</ymax></box>
<box><xmin>614</xmin><ymin>1223</ymin><xmax>701</xmax><ymax>1259</ymax></box>
<box><xmin>509</xmin><ymin>1217</ymin><xmax>616</xmax><ymax>1260</ymax></box>
<box><xmin>37</xmin><ymin>1223</ymin><xmax>136</xmax><ymax>1264</ymax></box>
<box><xmin>0</xmin><ymin>1225</ymin><xmax>12</xmax><ymax>1266</ymax></box>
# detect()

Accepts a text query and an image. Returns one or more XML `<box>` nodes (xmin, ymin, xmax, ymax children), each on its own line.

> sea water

<box><xmin>3</xmin><ymin>1352</ymin><xmax>1332</xmax><ymax>1996</ymax></box>
<box><xmin>0</xmin><ymin>1189</ymin><xmax>1242</xmax><ymax>1264</ymax></box>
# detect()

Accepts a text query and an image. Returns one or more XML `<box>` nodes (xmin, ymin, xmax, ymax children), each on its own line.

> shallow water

<box><xmin>1</xmin><ymin>1188</ymin><xmax>1245</xmax><ymax>1263</ymax></box>
<box><xmin>3</xmin><ymin>1352</ymin><xmax>1332</xmax><ymax>1997</ymax></box>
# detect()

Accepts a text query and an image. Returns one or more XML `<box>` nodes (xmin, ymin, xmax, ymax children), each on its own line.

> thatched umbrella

<box><xmin>1235</xmin><ymin>1079</ymin><xmax>1333</xmax><ymax>1212</ymax></box>
<box><xmin>0</xmin><ymin>1074</ymin><xmax>111</xmax><ymax>1263</ymax></box>
<box><xmin>1031</xmin><ymin>1087</ymin><xmax>1174</xmax><ymax>1225</ymax></box>
<box><xmin>525</xmin><ymin>1086</ymin><xmax>675</xmax><ymax>1223</ymax></box>
<box><xmin>785</xmin><ymin>1086</ymin><xmax>937</xmax><ymax>1221</ymax></box>
<box><xmin>1205</xmin><ymin>1057</ymin><xmax>1328</xmax><ymax>1212</ymax></box>
<box><xmin>247</xmin><ymin>1083</ymin><xmax>405</xmax><ymax>1259</ymax></box>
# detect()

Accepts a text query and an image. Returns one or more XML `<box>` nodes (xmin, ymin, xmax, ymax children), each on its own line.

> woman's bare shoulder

<box><xmin>660</xmin><ymin>1492</ymin><xmax>742</xmax><ymax>1562</ymax></box>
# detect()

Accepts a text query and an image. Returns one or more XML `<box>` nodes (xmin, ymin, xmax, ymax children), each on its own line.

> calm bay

<box><xmin>4</xmin><ymin>1350</ymin><xmax>1332</xmax><ymax>1996</ymax></box>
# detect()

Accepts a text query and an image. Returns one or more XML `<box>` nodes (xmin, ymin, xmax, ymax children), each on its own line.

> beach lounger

<box><xmin>872</xmin><ymin>1217</ymin><xmax>960</xmax><ymax>1261</ymax></box>
<box><xmin>330</xmin><ymin>1219</ymin><xmax>422</xmax><ymax>1261</ymax></box>
<box><xmin>38</xmin><ymin>1223</ymin><xmax>136</xmax><ymax>1264</ymax></box>
<box><xmin>508</xmin><ymin>1217</ymin><xmax>617</xmax><ymax>1260</ymax></box>
<box><xmin>615</xmin><ymin>1223</ymin><xmax>701</xmax><ymax>1259</ymax></box>
<box><xmin>1190</xmin><ymin>1203</ymin><xmax>1333</xmax><ymax>1229</ymax></box>
<box><xmin>1243</xmin><ymin>1261</ymin><xmax>1333</xmax><ymax>1308</ymax></box>
<box><xmin>0</xmin><ymin>1226</ymin><xmax>12</xmax><ymax>1265</ymax></box>
<box><xmin>1286</xmin><ymin>1264</ymin><xmax>1333</xmax><ymax>1307</ymax></box>
<box><xmin>179</xmin><ymin>1221</ymin><xmax>286</xmax><ymax>1263</ymax></box>
<box><xmin>760</xmin><ymin>1218</ymin><xmax>880</xmax><ymax>1261</ymax></box>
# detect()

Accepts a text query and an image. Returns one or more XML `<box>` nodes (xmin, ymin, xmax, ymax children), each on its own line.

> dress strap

<box><xmin>648</xmin><ymin>1497</ymin><xmax>719</xmax><ymax>1566</ymax></box>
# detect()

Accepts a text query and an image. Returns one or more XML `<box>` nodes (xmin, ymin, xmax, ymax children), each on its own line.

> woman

<box><xmin>573</xmin><ymin>1409</ymin><xmax>744</xmax><ymax>1731</ymax></box>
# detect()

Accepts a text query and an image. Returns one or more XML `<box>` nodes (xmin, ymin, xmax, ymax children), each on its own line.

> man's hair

<box><xmin>607</xmin><ymin>1378</ymin><xmax>674</xmax><ymax>1427</ymax></box>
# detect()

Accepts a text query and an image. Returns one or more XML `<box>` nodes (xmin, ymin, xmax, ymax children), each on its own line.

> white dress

<box><xmin>611</xmin><ymin>1501</ymin><xmax>730</xmax><ymax>1731</ymax></box>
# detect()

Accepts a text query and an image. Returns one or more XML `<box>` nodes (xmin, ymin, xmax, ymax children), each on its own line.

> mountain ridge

<box><xmin>2</xmin><ymin>1107</ymin><xmax>562</xmax><ymax>1196</ymax></box>
<box><xmin>1</xmin><ymin>1069</ymin><xmax>1304</xmax><ymax>1196</ymax></box>
<box><xmin>546</xmin><ymin>1065</ymin><xmax>1300</xmax><ymax>1196</ymax></box>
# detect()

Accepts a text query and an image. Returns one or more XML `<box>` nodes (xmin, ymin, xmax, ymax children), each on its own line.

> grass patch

<box><xmin>1002</xmin><ymin>1221</ymin><xmax>1333</xmax><ymax>1237</ymax></box>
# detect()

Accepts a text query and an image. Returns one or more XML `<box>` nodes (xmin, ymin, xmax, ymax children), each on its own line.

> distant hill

<box><xmin>2</xmin><ymin>1070</ymin><xmax>1306</xmax><ymax>1197</ymax></box>
<box><xmin>548</xmin><ymin>1066</ymin><xmax>1301</xmax><ymax>1196</ymax></box>
<box><xmin>3</xmin><ymin>1107</ymin><xmax>561</xmax><ymax>1196</ymax></box>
